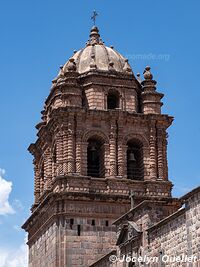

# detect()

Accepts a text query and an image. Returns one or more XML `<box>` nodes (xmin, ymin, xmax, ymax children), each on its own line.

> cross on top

<box><xmin>91</xmin><ymin>10</ymin><xmax>98</xmax><ymax>25</ymax></box>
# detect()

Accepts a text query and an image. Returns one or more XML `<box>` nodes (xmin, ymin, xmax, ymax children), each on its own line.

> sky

<box><xmin>0</xmin><ymin>0</ymin><xmax>200</xmax><ymax>266</ymax></box>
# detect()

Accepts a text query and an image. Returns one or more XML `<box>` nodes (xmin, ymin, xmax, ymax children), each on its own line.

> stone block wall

<box><xmin>148</xmin><ymin>210</ymin><xmax>187</xmax><ymax>267</ymax></box>
<box><xmin>184</xmin><ymin>189</ymin><xmax>200</xmax><ymax>257</ymax></box>
<box><xmin>29</xmin><ymin>222</ymin><xmax>57</xmax><ymax>267</ymax></box>
<box><xmin>64</xmin><ymin>217</ymin><xmax>117</xmax><ymax>266</ymax></box>
<box><xmin>28</xmin><ymin>215</ymin><xmax>119</xmax><ymax>267</ymax></box>
<box><xmin>147</xmin><ymin>187</ymin><xmax>200</xmax><ymax>267</ymax></box>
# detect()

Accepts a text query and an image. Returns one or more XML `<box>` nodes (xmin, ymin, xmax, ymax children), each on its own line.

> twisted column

<box><xmin>157</xmin><ymin>127</ymin><xmax>164</xmax><ymax>180</ymax></box>
<box><xmin>44</xmin><ymin>148</ymin><xmax>52</xmax><ymax>190</ymax></box>
<box><xmin>123</xmin><ymin>145</ymin><xmax>128</xmax><ymax>179</ymax></box>
<box><xmin>39</xmin><ymin>161</ymin><xmax>44</xmax><ymax>193</ymax></box>
<box><xmin>62</xmin><ymin>133</ymin><xmax>68</xmax><ymax>175</ymax></box>
<box><xmin>75</xmin><ymin>114</ymin><xmax>83</xmax><ymax>175</ymax></box>
<box><xmin>104</xmin><ymin>144</ymin><xmax>110</xmax><ymax>178</ymax></box>
<box><xmin>82</xmin><ymin>142</ymin><xmax>88</xmax><ymax>176</ymax></box>
<box><xmin>76</xmin><ymin>131</ymin><xmax>82</xmax><ymax>175</ymax></box>
<box><xmin>149</xmin><ymin>122</ymin><xmax>157</xmax><ymax>180</ymax></box>
<box><xmin>67</xmin><ymin>116</ymin><xmax>75</xmax><ymax>174</ymax></box>
<box><xmin>163</xmin><ymin>130</ymin><xmax>168</xmax><ymax>180</ymax></box>
<box><xmin>33</xmin><ymin>160</ymin><xmax>40</xmax><ymax>202</ymax></box>
<box><xmin>117</xmin><ymin>141</ymin><xmax>124</xmax><ymax>177</ymax></box>
<box><xmin>117</xmin><ymin>118</ymin><xmax>125</xmax><ymax>177</ymax></box>
<box><xmin>109</xmin><ymin>123</ymin><xmax>117</xmax><ymax>177</ymax></box>
<box><xmin>56</xmin><ymin>134</ymin><xmax>63</xmax><ymax>175</ymax></box>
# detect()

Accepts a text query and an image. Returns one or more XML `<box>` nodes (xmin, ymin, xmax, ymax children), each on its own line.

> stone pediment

<box><xmin>116</xmin><ymin>221</ymin><xmax>142</xmax><ymax>246</ymax></box>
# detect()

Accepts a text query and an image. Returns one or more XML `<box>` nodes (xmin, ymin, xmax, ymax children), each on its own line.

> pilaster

<box><xmin>109</xmin><ymin>120</ymin><xmax>117</xmax><ymax>177</ymax></box>
<box><xmin>67</xmin><ymin>114</ymin><xmax>75</xmax><ymax>174</ymax></box>
<box><xmin>149</xmin><ymin>120</ymin><xmax>157</xmax><ymax>180</ymax></box>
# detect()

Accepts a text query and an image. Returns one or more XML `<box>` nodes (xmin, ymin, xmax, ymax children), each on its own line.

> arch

<box><xmin>107</xmin><ymin>89</ymin><xmax>120</xmax><ymax>110</ymax></box>
<box><xmin>123</xmin><ymin>133</ymin><xmax>149</xmax><ymax>147</ymax></box>
<box><xmin>87</xmin><ymin>136</ymin><xmax>105</xmax><ymax>178</ymax></box>
<box><xmin>127</xmin><ymin>139</ymin><xmax>143</xmax><ymax>180</ymax></box>
<box><xmin>125</xmin><ymin>136</ymin><xmax>146</xmax><ymax>181</ymax></box>
<box><xmin>82</xmin><ymin>131</ymin><xmax>108</xmax><ymax>178</ymax></box>
<box><xmin>82</xmin><ymin>130</ymin><xmax>109</xmax><ymax>144</ymax></box>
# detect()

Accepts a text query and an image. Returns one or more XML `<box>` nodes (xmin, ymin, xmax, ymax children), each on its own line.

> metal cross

<box><xmin>91</xmin><ymin>10</ymin><xmax>98</xmax><ymax>25</ymax></box>
<box><xmin>129</xmin><ymin>190</ymin><xmax>135</xmax><ymax>209</ymax></box>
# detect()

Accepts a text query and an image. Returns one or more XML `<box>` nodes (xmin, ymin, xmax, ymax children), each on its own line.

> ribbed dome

<box><xmin>60</xmin><ymin>26</ymin><xmax>133</xmax><ymax>75</ymax></box>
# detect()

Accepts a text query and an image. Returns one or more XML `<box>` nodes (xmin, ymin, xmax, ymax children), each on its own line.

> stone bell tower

<box><xmin>23</xmin><ymin>26</ymin><xmax>173</xmax><ymax>267</ymax></box>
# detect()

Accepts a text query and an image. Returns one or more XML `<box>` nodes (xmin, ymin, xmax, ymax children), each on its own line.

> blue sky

<box><xmin>0</xmin><ymin>0</ymin><xmax>199</xmax><ymax>266</ymax></box>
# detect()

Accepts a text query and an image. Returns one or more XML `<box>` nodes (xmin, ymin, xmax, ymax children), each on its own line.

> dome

<box><xmin>60</xmin><ymin>26</ymin><xmax>133</xmax><ymax>75</ymax></box>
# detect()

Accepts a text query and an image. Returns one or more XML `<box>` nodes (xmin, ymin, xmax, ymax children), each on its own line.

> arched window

<box><xmin>107</xmin><ymin>90</ymin><xmax>119</xmax><ymax>109</ymax></box>
<box><xmin>127</xmin><ymin>140</ymin><xmax>144</xmax><ymax>180</ymax></box>
<box><xmin>87</xmin><ymin>138</ymin><xmax>105</xmax><ymax>178</ymax></box>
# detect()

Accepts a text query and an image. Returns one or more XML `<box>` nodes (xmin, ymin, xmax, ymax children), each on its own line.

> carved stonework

<box><xmin>24</xmin><ymin>26</ymin><xmax>174</xmax><ymax>267</ymax></box>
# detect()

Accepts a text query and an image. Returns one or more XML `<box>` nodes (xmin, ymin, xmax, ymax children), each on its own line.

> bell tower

<box><xmin>23</xmin><ymin>26</ymin><xmax>173</xmax><ymax>267</ymax></box>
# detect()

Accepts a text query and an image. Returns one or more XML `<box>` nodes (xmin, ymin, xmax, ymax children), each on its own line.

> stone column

<box><xmin>163</xmin><ymin>130</ymin><xmax>168</xmax><ymax>180</ymax></box>
<box><xmin>121</xmin><ymin>90</ymin><xmax>126</xmax><ymax>110</ymax></box>
<box><xmin>117</xmin><ymin>117</ymin><xmax>125</xmax><ymax>177</ymax></box>
<box><xmin>82</xmin><ymin>142</ymin><xmax>88</xmax><ymax>176</ymax></box>
<box><xmin>104</xmin><ymin>143</ymin><xmax>110</xmax><ymax>178</ymax></box>
<box><xmin>62</xmin><ymin>132</ymin><xmax>68</xmax><ymax>175</ymax></box>
<box><xmin>157</xmin><ymin>127</ymin><xmax>164</xmax><ymax>180</ymax></box>
<box><xmin>149</xmin><ymin>122</ymin><xmax>157</xmax><ymax>180</ymax></box>
<box><xmin>143</xmin><ymin>145</ymin><xmax>150</xmax><ymax>181</ymax></box>
<box><xmin>117</xmin><ymin>141</ymin><xmax>124</xmax><ymax>177</ymax></box>
<box><xmin>120</xmin><ymin>94</ymin><xmax>125</xmax><ymax>111</ymax></box>
<box><xmin>44</xmin><ymin>148</ymin><xmax>52</xmax><ymax>190</ymax></box>
<box><xmin>123</xmin><ymin>145</ymin><xmax>128</xmax><ymax>179</ymax></box>
<box><xmin>39</xmin><ymin>160</ymin><xmax>44</xmax><ymax>193</ymax></box>
<box><xmin>75</xmin><ymin>131</ymin><xmax>82</xmax><ymax>175</ymax></box>
<box><xmin>67</xmin><ymin>115</ymin><xmax>75</xmax><ymax>174</ymax></box>
<box><xmin>52</xmin><ymin>143</ymin><xmax>57</xmax><ymax>179</ymax></box>
<box><xmin>75</xmin><ymin>114</ymin><xmax>83</xmax><ymax>175</ymax></box>
<box><xmin>33</xmin><ymin>159</ymin><xmax>40</xmax><ymax>203</ymax></box>
<box><xmin>109</xmin><ymin>122</ymin><xmax>117</xmax><ymax>177</ymax></box>
<box><xmin>56</xmin><ymin>134</ymin><xmax>63</xmax><ymax>175</ymax></box>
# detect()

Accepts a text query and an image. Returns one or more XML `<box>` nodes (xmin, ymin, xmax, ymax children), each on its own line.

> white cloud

<box><xmin>0</xmin><ymin>169</ymin><xmax>14</xmax><ymax>215</ymax></box>
<box><xmin>0</xmin><ymin>236</ymin><xmax>28</xmax><ymax>267</ymax></box>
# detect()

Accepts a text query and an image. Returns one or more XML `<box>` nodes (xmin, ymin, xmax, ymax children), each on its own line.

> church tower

<box><xmin>23</xmin><ymin>26</ymin><xmax>173</xmax><ymax>267</ymax></box>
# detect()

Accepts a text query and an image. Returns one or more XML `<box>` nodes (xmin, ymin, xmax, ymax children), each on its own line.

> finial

<box><xmin>89</xmin><ymin>26</ymin><xmax>100</xmax><ymax>45</ymax></box>
<box><xmin>91</xmin><ymin>10</ymin><xmax>98</xmax><ymax>26</ymax></box>
<box><xmin>108</xmin><ymin>61</ymin><xmax>115</xmax><ymax>71</ymax></box>
<box><xmin>123</xmin><ymin>59</ymin><xmax>132</xmax><ymax>73</ymax></box>
<box><xmin>143</xmin><ymin>66</ymin><xmax>153</xmax><ymax>80</ymax></box>
<box><xmin>67</xmin><ymin>58</ymin><xmax>77</xmax><ymax>72</ymax></box>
